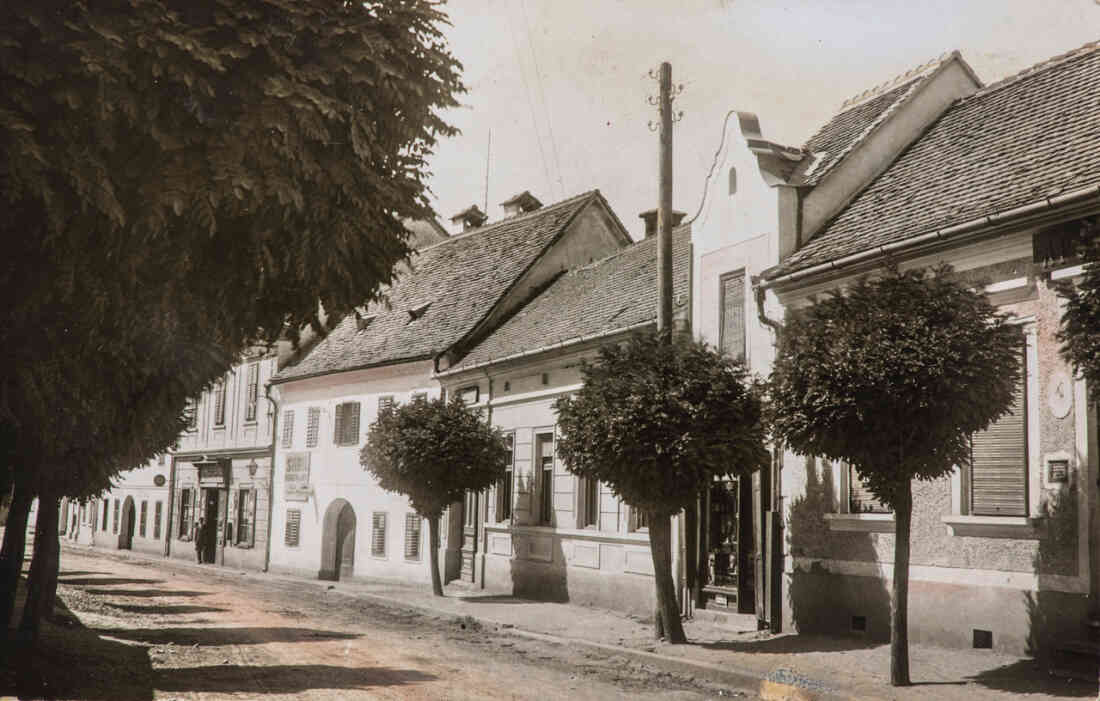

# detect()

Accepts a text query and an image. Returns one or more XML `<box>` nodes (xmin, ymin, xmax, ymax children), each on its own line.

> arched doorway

<box><xmin>320</xmin><ymin>498</ymin><xmax>356</xmax><ymax>581</ymax></box>
<box><xmin>119</xmin><ymin>496</ymin><xmax>136</xmax><ymax>550</ymax></box>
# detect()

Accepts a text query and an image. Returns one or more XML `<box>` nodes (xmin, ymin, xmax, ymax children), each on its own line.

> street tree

<box><xmin>362</xmin><ymin>396</ymin><xmax>509</xmax><ymax>597</ymax></box>
<box><xmin>1056</xmin><ymin>231</ymin><xmax>1100</xmax><ymax>403</ymax></box>
<box><xmin>554</xmin><ymin>330</ymin><xmax>769</xmax><ymax>644</ymax></box>
<box><xmin>0</xmin><ymin>0</ymin><xmax>463</xmax><ymax>640</ymax></box>
<box><xmin>769</xmin><ymin>265</ymin><xmax>1022</xmax><ymax>686</ymax></box>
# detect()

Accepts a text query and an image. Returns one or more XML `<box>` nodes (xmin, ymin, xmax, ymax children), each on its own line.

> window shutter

<box><xmin>333</xmin><ymin>403</ymin><xmax>345</xmax><ymax>445</ymax></box>
<box><xmin>971</xmin><ymin>348</ymin><xmax>1028</xmax><ymax>516</ymax></box>
<box><xmin>281</xmin><ymin>410</ymin><xmax>295</xmax><ymax>449</ymax></box>
<box><xmin>720</xmin><ymin>270</ymin><xmax>746</xmax><ymax>362</ymax></box>
<box><xmin>340</xmin><ymin>402</ymin><xmax>361</xmax><ymax>445</ymax></box>
<box><xmin>849</xmin><ymin>463</ymin><xmax>889</xmax><ymax>513</ymax></box>
<box><xmin>404</xmin><ymin>513</ymin><xmax>421</xmax><ymax>560</ymax></box>
<box><xmin>306</xmin><ymin>407</ymin><xmax>321</xmax><ymax>448</ymax></box>
<box><xmin>372</xmin><ymin>513</ymin><xmax>387</xmax><ymax>557</ymax></box>
<box><xmin>245</xmin><ymin>363</ymin><xmax>260</xmax><ymax>422</ymax></box>
<box><xmin>214</xmin><ymin>381</ymin><xmax>226</xmax><ymax>425</ymax></box>
<box><xmin>154</xmin><ymin>502</ymin><xmax>162</xmax><ymax>539</ymax></box>
<box><xmin>249</xmin><ymin>489</ymin><xmax>257</xmax><ymax>547</ymax></box>
<box><xmin>285</xmin><ymin>509</ymin><xmax>301</xmax><ymax>547</ymax></box>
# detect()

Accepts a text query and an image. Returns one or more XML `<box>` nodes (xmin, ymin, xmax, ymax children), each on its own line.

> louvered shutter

<box><xmin>372</xmin><ymin>513</ymin><xmax>387</xmax><ymax>557</ymax></box>
<box><xmin>333</xmin><ymin>403</ymin><xmax>345</xmax><ymax>445</ymax></box>
<box><xmin>345</xmin><ymin>402</ymin><xmax>360</xmax><ymax>444</ymax></box>
<box><xmin>281</xmin><ymin>410</ymin><xmax>295</xmax><ymax>448</ymax></box>
<box><xmin>849</xmin><ymin>463</ymin><xmax>889</xmax><ymax>513</ymax></box>
<box><xmin>971</xmin><ymin>347</ymin><xmax>1027</xmax><ymax>516</ymax></box>
<box><xmin>306</xmin><ymin>407</ymin><xmax>321</xmax><ymax>448</ymax></box>
<box><xmin>285</xmin><ymin>509</ymin><xmax>301</xmax><ymax>547</ymax></box>
<box><xmin>404</xmin><ymin>513</ymin><xmax>421</xmax><ymax>560</ymax></box>
<box><xmin>720</xmin><ymin>270</ymin><xmax>746</xmax><ymax>362</ymax></box>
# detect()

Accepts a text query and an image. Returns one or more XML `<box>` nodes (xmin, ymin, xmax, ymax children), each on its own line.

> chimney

<box><xmin>449</xmin><ymin>204</ymin><xmax>488</xmax><ymax>232</ymax></box>
<box><xmin>638</xmin><ymin>208</ymin><xmax>686</xmax><ymax>238</ymax></box>
<box><xmin>500</xmin><ymin>191</ymin><xmax>543</xmax><ymax>217</ymax></box>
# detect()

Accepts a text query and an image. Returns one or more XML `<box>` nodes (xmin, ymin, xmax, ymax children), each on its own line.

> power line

<box><xmin>520</xmin><ymin>0</ymin><xmax>564</xmax><ymax>199</ymax></box>
<box><xmin>686</xmin><ymin>109</ymin><xmax>738</xmax><ymax>226</ymax></box>
<box><xmin>506</xmin><ymin>5</ymin><xmax>554</xmax><ymax>201</ymax></box>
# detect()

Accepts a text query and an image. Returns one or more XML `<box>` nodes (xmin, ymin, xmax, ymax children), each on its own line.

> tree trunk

<box><xmin>0</xmin><ymin>476</ymin><xmax>33</xmax><ymax>627</ymax></box>
<box><xmin>648</xmin><ymin>510</ymin><xmax>686</xmax><ymax>644</ymax></box>
<box><xmin>428</xmin><ymin>515</ymin><xmax>443</xmax><ymax>597</ymax></box>
<box><xmin>19</xmin><ymin>488</ymin><xmax>59</xmax><ymax>642</ymax></box>
<box><xmin>890</xmin><ymin>480</ymin><xmax>912</xmax><ymax>686</ymax></box>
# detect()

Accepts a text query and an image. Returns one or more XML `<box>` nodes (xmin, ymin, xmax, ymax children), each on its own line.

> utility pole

<box><xmin>657</xmin><ymin>61</ymin><xmax>673</xmax><ymax>336</ymax></box>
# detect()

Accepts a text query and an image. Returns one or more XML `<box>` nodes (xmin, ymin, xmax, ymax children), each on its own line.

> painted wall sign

<box><xmin>285</xmin><ymin>452</ymin><xmax>311</xmax><ymax>501</ymax></box>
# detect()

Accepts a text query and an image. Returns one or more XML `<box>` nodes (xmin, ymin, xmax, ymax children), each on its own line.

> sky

<box><xmin>425</xmin><ymin>0</ymin><xmax>1099</xmax><ymax>253</ymax></box>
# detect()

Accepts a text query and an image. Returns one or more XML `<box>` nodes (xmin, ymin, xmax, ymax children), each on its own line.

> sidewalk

<box><xmin>63</xmin><ymin>542</ymin><xmax>1097</xmax><ymax>701</ymax></box>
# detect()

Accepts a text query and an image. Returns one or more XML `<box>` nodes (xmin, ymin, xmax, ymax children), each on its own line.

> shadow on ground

<box><xmin>693</xmin><ymin>633</ymin><xmax>884</xmax><ymax>656</ymax></box>
<box><xmin>98</xmin><ymin>626</ymin><xmax>362</xmax><ymax>646</ymax></box>
<box><xmin>105</xmin><ymin>602</ymin><xmax>229</xmax><ymax>615</ymax></box>
<box><xmin>58</xmin><ymin>577</ymin><xmax>164</xmax><ymax>586</ymax></box>
<box><xmin>967</xmin><ymin>657</ymin><xmax>1097</xmax><ymax>698</ymax></box>
<box><xmin>83</xmin><ymin>588</ymin><xmax>209</xmax><ymax>598</ymax></box>
<box><xmin>154</xmin><ymin>664</ymin><xmax>437</xmax><ymax>694</ymax></box>
<box><xmin>455</xmin><ymin>594</ymin><xmax>544</xmax><ymax>605</ymax></box>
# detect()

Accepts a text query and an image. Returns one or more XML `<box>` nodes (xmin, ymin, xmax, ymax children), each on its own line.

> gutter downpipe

<box><xmin>262</xmin><ymin>382</ymin><xmax>279</xmax><ymax>573</ymax></box>
<box><xmin>759</xmin><ymin>184</ymin><xmax>1100</xmax><ymax>290</ymax></box>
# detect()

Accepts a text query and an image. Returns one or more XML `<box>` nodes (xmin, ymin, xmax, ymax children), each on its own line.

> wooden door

<box><xmin>460</xmin><ymin>490</ymin><xmax>478</xmax><ymax>582</ymax></box>
<box><xmin>336</xmin><ymin>503</ymin><xmax>356</xmax><ymax>581</ymax></box>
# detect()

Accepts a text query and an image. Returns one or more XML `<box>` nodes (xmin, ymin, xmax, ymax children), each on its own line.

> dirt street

<box><xmin>2</xmin><ymin>548</ymin><xmax>747</xmax><ymax>700</ymax></box>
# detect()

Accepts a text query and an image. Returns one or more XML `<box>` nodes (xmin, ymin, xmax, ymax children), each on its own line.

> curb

<box><xmin>62</xmin><ymin>543</ymin><xmax>862</xmax><ymax>701</ymax></box>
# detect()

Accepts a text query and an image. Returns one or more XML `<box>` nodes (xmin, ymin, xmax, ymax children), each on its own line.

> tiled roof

<box><xmin>769</xmin><ymin>41</ymin><xmax>1100</xmax><ymax>279</ymax></box>
<box><xmin>790</xmin><ymin>54</ymin><xmax>958</xmax><ymax>185</ymax></box>
<box><xmin>447</xmin><ymin>225</ymin><xmax>691</xmax><ymax>372</ymax></box>
<box><xmin>273</xmin><ymin>191</ymin><xmax>607</xmax><ymax>383</ymax></box>
<box><xmin>402</xmin><ymin>217</ymin><xmax>448</xmax><ymax>250</ymax></box>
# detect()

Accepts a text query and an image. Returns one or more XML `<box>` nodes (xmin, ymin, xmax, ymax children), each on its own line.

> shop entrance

<box><xmin>201</xmin><ymin>488</ymin><xmax>223</xmax><ymax>564</ymax></box>
<box><xmin>701</xmin><ymin>475</ymin><xmax>754</xmax><ymax>613</ymax></box>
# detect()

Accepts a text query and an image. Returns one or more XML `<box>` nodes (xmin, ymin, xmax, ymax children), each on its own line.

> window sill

<box><xmin>824</xmin><ymin>513</ymin><xmax>895</xmax><ymax>532</ymax></box>
<box><xmin>941</xmin><ymin>514</ymin><xmax>1041</xmax><ymax>539</ymax></box>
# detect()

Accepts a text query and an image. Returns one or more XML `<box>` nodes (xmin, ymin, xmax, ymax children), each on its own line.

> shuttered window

<box><xmin>378</xmin><ymin>395</ymin><xmax>394</xmax><ymax>413</ymax></box>
<box><xmin>306</xmin><ymin>407</ymin><xmax>321</xmax><ymax>448</ymax></box>
<box><xmin>719</xmin><ymin>270</ymin><xmax>746</xmax><ymax>362</ymax></box>
<box><xmin>334</xmin><ymin>402</ymin><xmax>361</xmax><ymax>446</ymax></box>
<box><xmin>281</xmin><ymin>410</ymin><xmax>295</xmax><ymax>449</ymax></box>
<box><xmin>372</xmin><ymin>512</ymin><xmax>387</xmax><ymax>557</ymax></box>
<box><xmin>285</xmin><ymin>509</ymin><xmax>301</xmax><ymax>547</ymax></box>
<box><xmin>113</xmin><ymin>500</ymin><xmax>120</xmax><ymax>533</ymax></box>
<box><xmin>213</xmin><ymin>380</ymin><xmax>226</xmax><ymax>426</ymax></box>
<box><xmin>244</xmin><ymin>362</ymin><xmax>260</xmax><ymax>422</ymax></box>
<box><xmin>139</xmin><ymin>501</ymin><xmax>148</xmax><ymax>537</ymax></box>
<box><xmin>971</xmin><ymin>346</ymin><xmax>1028</xmax><ymax>516</ymax></box>
<box><xmin>404</xmin><ymin>513</ymin><xmax>421</xmax><ymax>560</ymax></box>
<box><xmin>849</xmin><ymin>464</ymin><xmax>889</xmax><ymax>513</ymax></box>
<box><xmin>154</xmin><ymin>502</ymin><xmax>162</xmax><ymax>539</ymax></box>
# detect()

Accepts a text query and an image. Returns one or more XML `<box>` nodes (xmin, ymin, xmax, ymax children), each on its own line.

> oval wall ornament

<box><xmin>154</xmin><ymin>474</ymin><xmax>166</xmax><ymax>487</ymax></box>
<box><xmin>1048</xmin><ymin>370</ymin><xmax>1073</xmax><ymax>419</ymax></box>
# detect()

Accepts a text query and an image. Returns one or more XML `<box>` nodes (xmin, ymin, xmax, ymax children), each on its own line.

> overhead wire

<box><xmin>506</xmin><ymin>3</ymin><xmax>554</xmax><ymax>201</ymax></box>
<box><xmin>520</xmin><ymin>0</ymin><xmax>565</xmax><ymax>199</ymax></box>
<box><xmin>685</xmin><ymin>109</ymin><xmax>739</xmax><ymax>226</ymax></box>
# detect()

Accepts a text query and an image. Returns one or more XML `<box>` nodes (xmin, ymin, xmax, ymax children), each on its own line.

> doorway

<box><xmin>120</xmin><ymin>497</ymin><xmax>135</xmax><ymax>550</ymax></box>
<box><xmin>701</xmin><ymin>475</ymin><xmax>754</xmax><ymax>613</ymax></box>
<box><xmin>460</xmin><ymin>490</ymin><xmax>478</xmax><ymax>582</ymax></box>
<box><xmin>201</xmin><ymin>488</ymin><xmax>220</xmax><ymax>564</ymax></box>
<box><xmin>320</xmin><ymin>498</ymin><xmax>356</xmax><ymax>581</ymax></box>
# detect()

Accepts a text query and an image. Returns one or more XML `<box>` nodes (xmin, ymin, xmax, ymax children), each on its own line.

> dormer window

<box><xmin>407</xmin><ymin>302</ymin><xmax>431</xmax><ymax>321</ymax></box>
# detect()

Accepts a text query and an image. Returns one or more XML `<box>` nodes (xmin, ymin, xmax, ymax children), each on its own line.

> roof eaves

<box><xmin>270</xmin><ymin>353</ymin><xmax>435</xmax><ymax>386</ymax></box>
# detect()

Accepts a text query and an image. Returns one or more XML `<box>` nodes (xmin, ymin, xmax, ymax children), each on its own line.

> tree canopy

<box><xmin>1056</xmin><ymin>232</ymin><xmax>1100</xmax><ymax>403</ymax></box>
<box><xmin>554</xmin><ymin>330</ymin><xmax>769</xmax><ymax>516</ymax></box>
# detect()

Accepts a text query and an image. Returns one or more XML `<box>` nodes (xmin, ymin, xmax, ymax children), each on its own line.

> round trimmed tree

<box><xmin>362</xmin><ymin>396</ymin><xmax>509</xmax><ymax>597</ymax></box>
<box><xmin>554</xmin><ymin>330</ymin><xmax>769</xmax><ymax>644</ymax></box>
<box><xmin>769</xmin><ymin>265</ymin><xmax>1022</xmax><ymax>686</ymax></box>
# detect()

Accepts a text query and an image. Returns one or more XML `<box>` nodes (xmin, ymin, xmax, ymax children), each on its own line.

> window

<box><xmin>213</xmin><ymin>380</ymin><xmax>226</xmax><ymax>426</ymax></box>
<box><xmin>244</xmin><ymin>362</ymin><xmax>260</xmax><ymax>422</ymax></box>
<box><xmin>285</xmin><ymin>509</ymin><xmax>301</xmax><ymax>547</ymax></box>
<box><xmin>728</xmin><ymin>166</ymin><xmax>738</xmax><ymax>196</ymax></box>
<box><xmin>580</xmin><ymin>477</ymin><xmax>599</xmax><ymax>529</ymax></box>
<box><xmin>139</xmin><ymin>501</ymin><xmax>148</xmax><ymax>538</ymax></box>
<box><xmin>179</xmin><ymin>488</ymin><xmax>193</xmax><ymax>538</ymax></box>
<box><xmin>306</xmin><ymin>407</ymin><xmax>321</xmax><ymax>448</ymax></box>
<box><xmin>970</xmin><ymin>343</ymin><xmax>1028</xmax><ymax>516</ymax></box>
<box><xmin>372</xmin><ymin>512</ymin><xmax>387</xmax><ymax>557</ymax></box>
<box><xmin>404</xmin><ymin>513</ymin><xmax>421</xmax><ymax>560</ymax></box>
<box><xmin>378</xmin><ymin>395</ymin><xmax>394</xmax><ymax>413</ymax></box>
<box><xmin>496</xmin><ymin>434</ymin><xmax>514</xmax><ymax>523</ymax></box>
<box><xmin>101</xmin><ymin>500</ymin><xmax>108</xmax><ymax>531</ymax></box>
<box><xmin>112</xmin><ymin>500</ymin><xmax>119</xmax><ymax>534</ymax></box>
<box><xmin>236</xmin><ymin>489</ymin><xmax>255</xmax><ymax>546</ymax></box>
<box><xmin>536</xmin><ymin>433</ymin><xmax>554</xmax><ymax>526</ymax></box>
<box><xmin>333</xmin><ymin>401</ymin><xmax>361</xmax><ymax>446</ymax></box>
<box><xmin>849</xmin><ymin>464</ymin><xmax>889</xmax><ymax>513</ymax></box>
<box><xmin>158</xmin><ymin>453</ymin><xmax>166</xmax><ymax>466</ymax></box>
<box><xmin>630</xmin><ymin>507</ymin><xmax>649</xmax><ymax>533</ymax></box>
<box><xmin>411</xmin><ymin>392</ymin><xmax>428</xmax><ymax>403</ymax></box>
<box><xmin>458</xmin><ymin>386</ymin><xmax>479</xmax><ymax>405</ymax></box>
<box><xmin>154</xmin><ymin>501</ymin><xmax>162</xmax><ymax>539</ymax></box>
<box><xmin>719</xmin><ymin>270</ymin><xmax>746</xmax><ymax>362</ymax></box>
<box><xmin>281</xmin><ymin>410</ymin><xmax>295</xmax><ymax>449</ymax></box>
<box><xmin>185</xmin><ymin>398</ymin><xmax>198</xmax><ymax>431</ymax></box>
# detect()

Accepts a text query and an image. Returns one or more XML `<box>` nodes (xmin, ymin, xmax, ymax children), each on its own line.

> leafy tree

<box><xmin>1055</xmin><ymin>232</ymin><xmax>1100</xmax><ymax>403</ymax></box>
<box><xmin>362</xmin><ymin>396</ymin><xmax>509</xmax><ymax>597</ymax></box>
<box><xmin>554</xmin><ymin>330</ymin><xmax>769</xmax><ymax>644</ymax></box>
<box><xmin>0</xmin><ymin>0</ymin><xmax>463</xmax><ymax>641</ymax></box>
<box><xmin>769</xmin><ymin>265</ymin><xmax>1022</xmax><ymax>686</ymax></box>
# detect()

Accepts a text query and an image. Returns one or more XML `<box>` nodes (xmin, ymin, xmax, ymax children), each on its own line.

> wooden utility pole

<box><xmin>657</xmin><ymin>61</ymin><xmax>673</xmax><ymax>335</ymax></box>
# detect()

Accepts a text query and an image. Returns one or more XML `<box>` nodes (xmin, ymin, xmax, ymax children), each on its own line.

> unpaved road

<box><xmin>2</xmin><ymin>548</ymin><xmax>747</xmax><ymax>700</ymax></box>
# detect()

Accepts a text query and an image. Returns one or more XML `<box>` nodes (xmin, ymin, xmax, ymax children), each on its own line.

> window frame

<box><xmin>718</xmin><ymin>268</ymin><xmax>747</xmax><ymax>363</ymax></box>
<box><xmin>235</xmin><ymin>487</ymin><xmax>255</xmax><ymax>547</ymax></box>
<box><xmin>244</xmin><ymin>362</ymin><xmax>260</xmax><ymax>423</ymax></box>
<box><xmin>371</xmin><ymin>512</ymin><xmax>388</xmax><ymax>558</ymax></box>
<box><xmin>139</xmin><ymin>500</ymin><xmax>148</xmax><ymax>538</ymax></box>
<box><xmin>404</xmin><ymin>512</ymin><xmax>422</xmax><ymax>561</ymax></box>
<box><xmin>153</xmin><ymin>501</ymin><xmax>162</xmax><ymax>540</ymax></box>
<box><xmin>496</xmin><ymin>432</ymin><xmax>515</xmax><ymax>524</ymax></box>
<box><xmin>333</xmin><ymin>401</ymin><xmax>362</xmax><ymax>447</ymax></box>
<box><xmin>178</xmin><ymin>488</ymin><xmax>193</xmax><ymax>539</ymax></box>
<box><xmin>285</xmin><ymin>509</ymin><xmax>301</xmax><ymax>547</ymax></box>
<box><xmin>213</xmin><ymin>379</ymin><xmax>227</xmax><ymax>427</ymax></box>
<box><xmin>579</xmin><ymin>476</ymin><xmax>599</xmax><ymax>529</ymax></box>
<box><xmin>281</xmin><ymin>409</ymin><xmax>295</xmax><ymax>449</ymax></box>
<box><xmin>535</xmin><ymin>431</ymin><xmax>555</xmax><ymax>527</ymax></box>
<box><xmin>306</xmin><ymin>406</ymin><xmax>321</xmax><ymax>448</ymax></box>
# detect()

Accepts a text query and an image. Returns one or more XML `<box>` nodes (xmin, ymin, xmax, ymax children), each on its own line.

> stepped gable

<box><xmin>273</xmin><ymin>191</ymin><xmax>603</xmax><ymax>383</ymax></box>
<box><xmin>769</xmin><ymin>41</ymin><xmax>1100</xmax><ymax>279</ymax></box>
<box><xmin>447</xmin><ymin>225</ymin><xmax>691</xmax><ymax>372</ymax></box>
<box><xmin>791</xmin><ymin>53</ymin><xmax>957</xmax><ymax>186</ymax></box>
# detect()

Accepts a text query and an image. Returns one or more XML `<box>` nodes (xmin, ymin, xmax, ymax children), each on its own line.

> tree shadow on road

<box><xmin>693</xmin><ymin>632</ymin><xmax>884</xmax><ymax>655</ymax></box>
<box><xmin>966</xmin><ymin>658</ymin><xmax>1095</xmax><ymax>698</ymax></box>
<box><xmin>455</xmin><ymin>594</ymin><xmax>545</xmax><ymax>605</ymax></box>
<box><xmin>83</xmin><ymin>588</ymin><xmax>209</xmax><ymax>598</ymax></box>
<box><xmin>97</xmin><ymin>626</ymin><xmax>362</xmax><ymax>646</ymax></box>
<box><xmin>105</xmin><ymin>602</ymin><xmax>229</xmax><ymax>615</ymax></box>
<box><xmin>58</xmin><ymin>576</ymin><xmax>164</xmax><ymax>586</ymax></box>
<box><xmin>154</xmin><ymin>664</ymin><xmax>437</xmax><ymax>694</ymax></box>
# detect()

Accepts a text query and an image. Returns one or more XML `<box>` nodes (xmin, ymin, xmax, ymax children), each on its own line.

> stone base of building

<box><xmin>782</xmin><ymin>568</ymin><xmax>1088</xmax><ymax>657</ymax></box>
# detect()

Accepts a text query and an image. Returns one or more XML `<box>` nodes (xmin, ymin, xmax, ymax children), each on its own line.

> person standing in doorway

<box><xmin>194</xmin><ymin>517</ymin><xmax>205</xmax><ymax>563</ymax></box>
